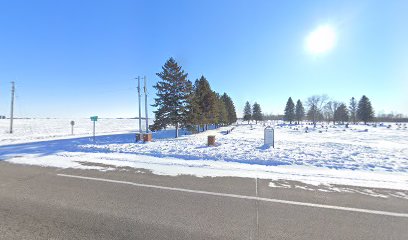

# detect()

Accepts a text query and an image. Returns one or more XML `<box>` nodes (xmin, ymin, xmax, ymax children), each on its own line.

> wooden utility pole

<box><xmin>144</xmin><ymin>76</ymin><xmax>148</xmax><ymax>133</ymax></box>
<box><xmin>10</xmin><ymin>81</ymin><xmax>15</xmax><ymax>134</ymax></box>
<box><xmin>137</xmin><ymin>76</ymin><xmax>142</xmax><ymax>133</ymax></box>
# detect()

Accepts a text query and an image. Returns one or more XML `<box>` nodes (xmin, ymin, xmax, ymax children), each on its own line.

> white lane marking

<box><xmin>57</xmin><ymin>173</ymin><xmax>408</xmax><ymax>218</ymax></box>
<box><xmin>255</xmin><ymin>177</ymin><xmax>259</xmax><ymax>240</ymax></box>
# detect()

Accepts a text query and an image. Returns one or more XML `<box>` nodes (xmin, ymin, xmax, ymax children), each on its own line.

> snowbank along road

<box><xmin>1</xmin><ymin>119</ymin><xmax>407</xmax><ymax>194</ymax></box>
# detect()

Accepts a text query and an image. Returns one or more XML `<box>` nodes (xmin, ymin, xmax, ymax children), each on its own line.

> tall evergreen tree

<box><xmin>357</xmin><ymin>95</ymin><xmax>374</xmax><ymax>124</ymax></box>
<box><xmin>349</xmin><ymin>97</ymin><xmax>357</xmax><ymax>124</ymax></box>
<box><xmin>152</xmin><ymin>58</ymin><xmax>192</xmax><ymax>138</ymax></box>
<box><xmin>284</xmin><ymin>97</ymin><xmax>295</xmax><ymax>124</ymax></box>
<box><xmin>194</xmin><ymin>76</ymin><xmax>218</xmax><ymax>130</ymax></box>
<box><xmin>252</xmin><ymin>102</ymin><xmax>263</xmax><ymax>124</ymax></box>
<box><xmin>295</xmin><ymin>99</ymin><xmax>305</xmax><ymax>124</ymax></box>
<box><xmin>216</xmin><ymin>93</ymin><xmax>228</xmax><ymax>126</ymax></box>
<box><xmin>334</xmin><ymin>103</ymin><xmax>349</xmax><ymax>124</ymax></box>
<box><xmin>243</xmin><ymin>101</ymin><xmax>252</xmax><ymax>124</ymax></box>
<box><xmin>221</xmin><ymin>93</ymin><xmax>237</xmax><ymax>124</ymax></box>
<box><xmin>186</xmin><ymin>84</ymin><xmax>202</xmax><ymax>133</ymax></box>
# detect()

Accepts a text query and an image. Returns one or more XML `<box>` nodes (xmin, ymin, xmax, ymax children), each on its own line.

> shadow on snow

<box><xmin>0</xmin><ymin>129</ymin><xmax>291</xmax><ymax>167</ymax></box>
<box><xmin>0</xmin><ymin>129</ymin><xmax>182</xmax><ymax>159</ymax></box>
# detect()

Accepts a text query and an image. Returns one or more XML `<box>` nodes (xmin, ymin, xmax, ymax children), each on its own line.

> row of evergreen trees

<box><xmin>151</xmin><ymin>58</ymin><xmax>237</xmax><ymax>137</ymax></box>
<box><xmin>243</xmin><ymin>101</ymin><xmax>263</xmax><ymax>124</ymax></box>
<box><xmin>284</xmin><ymin>97</ymin><xmax>305</xmax><ymax>124</ymax></box>
<box><xmin>283</xmin><ymin>95</ymin><xmax>375</xmax><ymax>125</ymax></box>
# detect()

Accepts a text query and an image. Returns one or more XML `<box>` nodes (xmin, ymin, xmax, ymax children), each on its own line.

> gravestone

<box><xmin>264</xmin><ymin>127</ymin><xmax>274</xmax><ymax>148</ymax></box>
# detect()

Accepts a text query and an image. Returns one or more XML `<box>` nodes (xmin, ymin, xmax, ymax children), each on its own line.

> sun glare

<box><xmin>305</xmin><ymin>25</ymin><xmax>336</xmax><ymax>55</ymax></box>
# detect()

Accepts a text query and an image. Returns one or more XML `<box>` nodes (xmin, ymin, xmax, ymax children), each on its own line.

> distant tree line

<box><xmin>375</xmin><ymin>113</ymin><xmax>408</xmax><ymax>122</ymax></box>
<box><xmin>282</xmin><ymin>95</ymin><xmax>375</xmax><ymax>126</ymax></box>
<box><xmin>263</xmin><ymin>114</ymin><xmax>284</xmax><ymax>121</ymax></box>
<box><xmin>243</xmin><ymin>95</ymin><xmax>406</xmax><ymax>125</ymax></box>
<box><xmin>151</xmin><ymin>58</ymin><xmax>237</xmax><ymax>137</ymax></box>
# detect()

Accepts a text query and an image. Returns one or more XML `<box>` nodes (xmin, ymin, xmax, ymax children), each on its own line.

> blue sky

<box><xmin>0</xmin><ymin>0</ymin><xmax>407</xmax><ymax>118</ymax></box>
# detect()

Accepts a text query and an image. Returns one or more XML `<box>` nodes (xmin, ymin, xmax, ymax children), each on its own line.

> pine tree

<box><xmin>334</xmin><ymin>103</ymin><xmax>349</xmax><ymax>124</ymax></box>
<box><xmin>221</xmin><ymin>93</ymin><xmax>237</xmax><ymax>125</ymax></box>
<box><xmin>151</xmin><ymin>58</ymin><xmax>192</xmax><ymax>138</ymax></box>
<box><xmin>284</xmin><ymin>97</ymin><xmax>295</xmax><ymax>124</ymax></box>
<box><xmin>357</xmin><ymin>95</ymin><xmax>374</xmax><ymax>124</ymax></box>
<box><xmin>243</xmin><ymin>101</ymin><xmax>252</xmax><ymax>124</ymax></box>
<box><xmin>349</xmin><ymin>97</ymin><xmax>357</xmax><ymax>124</ymax></box>
<box><xmin>194</xmin><ymin>76</ymin><xmax>218</xmax><ymax>130</ymax></box>
<box><xmin>186</xmin><ymin>84</ymin><xmax>202</xmax><ymax>133</ymax></box>
<box><xmin>216</xmin><ymin>93</ymin><xmax>228</xmax><ymax>127</ymax></box>
<box><xmin>252</xmin><ymin>102</ymin><xmax>263</xmax><ymax>124</ymax></box>
<box><xmin>295</xmin><ymin>99</ymin><xmax>305</xmax><ymax>124</ymax></box>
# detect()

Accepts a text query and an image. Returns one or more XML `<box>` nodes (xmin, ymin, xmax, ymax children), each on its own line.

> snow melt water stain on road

<box><xmin>268</xmin><ymin>180</ymin><xmax>408</xmax><ymax>200</ymax></box>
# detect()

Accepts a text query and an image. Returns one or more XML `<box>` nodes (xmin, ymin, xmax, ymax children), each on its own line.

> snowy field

<box><xmin>0</xmin><ymin>118</ymin><xmax>151</xmax><ymax>145</ymax></box>
<box><xmin>1</xmin><ymin>118</ymin><xmax>408</xmax><ymax>196</ymax></box>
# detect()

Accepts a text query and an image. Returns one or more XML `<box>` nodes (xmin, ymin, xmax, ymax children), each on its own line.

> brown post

<box><xmin>207</xmin><ymin>135</ymin><xmax>216</xmax><ymax>146</ymax></box>
<box><xmin>143</xmin><ymin>133</ymin><xmax>152</xmax><ymax>142</ymax></box>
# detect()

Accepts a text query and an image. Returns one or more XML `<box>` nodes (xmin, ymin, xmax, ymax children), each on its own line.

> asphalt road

<box><xmin>0</xmin><ymin>162</ymin><xmax>407</xmax><ymax>239</ymax></box>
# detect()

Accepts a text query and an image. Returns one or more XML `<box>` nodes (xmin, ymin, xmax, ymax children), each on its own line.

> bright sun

<box><xmin>305</xmin><ymin>25</ymin><xmax>336</xmax><ymax>54</ymax></box>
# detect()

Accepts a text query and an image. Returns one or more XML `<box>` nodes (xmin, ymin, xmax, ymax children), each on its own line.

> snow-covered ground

<box><xmin>1</xmin><ymin>119</ymin><xmax>408</xmax><ymax>195</ymax></box>
<box><xmin>0</xmin><ymin>118</ymin><xmax>151</xmax><ymax>145</ymax></box>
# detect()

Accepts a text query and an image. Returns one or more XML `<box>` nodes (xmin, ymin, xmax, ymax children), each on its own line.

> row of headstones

<box><xmin>290</xmin><ymin>125</ymin><xmax>369</xmax><ymax>133</ymax></box>
<box><xmin>225</xmin><ymin>127</ymin><xmax>235</xmax><ymax>135</ymax></box>
<box><xmin>291</xmin><ymin>122</ymin><xmax>407</xmax><ymax>133</ymax></box>
<box><xmin>371</xmin><ymin>123</ymin><xmax>407</xmax><ymax>129</ymax></box>
<box><xmin>302</xmin><ymin>127</ymin><xmax>369</xmax><ymax>133</ymax></box>
<box><xmin>287</xmin><ymin>124</ymin><xmax>347</xmax><ymax>133</ymax></box>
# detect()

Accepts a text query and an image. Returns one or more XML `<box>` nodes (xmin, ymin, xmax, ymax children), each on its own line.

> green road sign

<box><xmin>90</xmin><ymin>116</ymin><xmax>98</xmax><ymax>121</ymax></box>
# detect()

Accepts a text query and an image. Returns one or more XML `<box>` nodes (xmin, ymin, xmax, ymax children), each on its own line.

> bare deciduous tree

<box><xmin>324</xmin><ymin>101</ymin><xmax>340</xmax><ymax>124</ymax></box>
<box><xmin>306</xmin><ymin>94</ymin><xmax>328</xmax><ymax>127</ymax></box>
